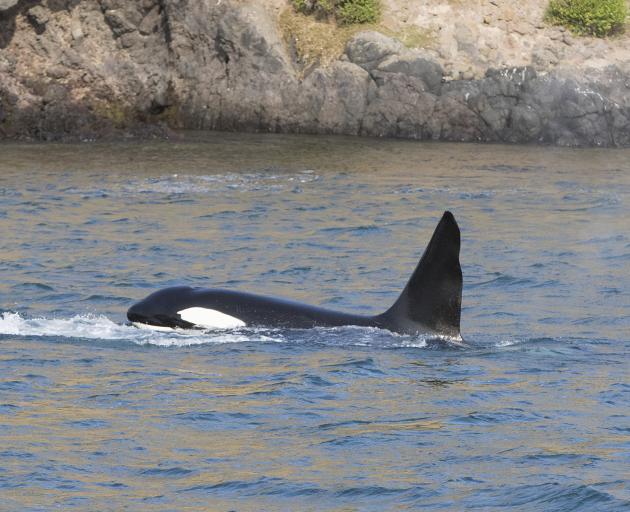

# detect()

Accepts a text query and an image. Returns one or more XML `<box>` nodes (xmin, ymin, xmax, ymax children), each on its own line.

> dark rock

<box><xmin>377</xmin><ymin>54</ymin><xmax>443</xmax><ymax>94</ymax></box>
<box><xmin>611</xmin><ymin>109</ymin><xmax>630</xmax><ymax>146</ymax></box>
<box><xmin>345</xmin><ymin>31</ymin><xmax>405</xmax><ymax>72</ymax></box>
<box><xmin>27</xmin><ymin>5</ymin><xmax>50</xmax><ymax>33</ymax></box>
<box><xmin>431</xmin><ymin>94</ymin><xmax>487</xmax><ymax>142</ymax></box>
<box><xmin>0</xmin><ymin>0</ymin><xmax>18</xmax><ymax>12</ymax></box>
<box><xmin>0</xmin><ymin>0</ymin><xmax>629</xmax><ymax>146</ymax></box>
<box><xmin>509</xmin><ymin>105</ymin><xmax>542</xmax><ymax>142</ymax></box>
<box><xmin>362</xmin><ymin>71</ymin><xmax>436</xmax><ymax>138</ymax></box>
<box><xmin>302</xmin><ymin>61</ymin><xmax>370</xmax><ymax>134</ymax></box>
<box><xmin>485</xmin><ymin>66</ymin><xmax>537</xmax><ymax>85</ymax></box>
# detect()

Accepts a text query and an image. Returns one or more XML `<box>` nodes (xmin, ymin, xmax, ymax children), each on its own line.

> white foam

<box><xmin>0</xmin><ymin>312</ymin><xmax>465</xmax><ymax>349</ymax></box>
<box><xmin>123</xmin><ymin>171</ymin><xmax>320</xmax><ymax>196</ymax></box>
<box><xmin>495</xmin><ymin>338</ymin><xmax>523</xmax><ymax>347</ymax></box>
<box><xmin>308</xmin><ymin>325</ymin><xmax>465</xmax><ymax>349</ymax></box>
<box><xmin>0</xmin><ymin>312</ymin><xmax>132</xmax><ymax>339</ymax></box>
<box><xmin>0</xmin><ymin>312</ymin><xmax>277</xmax><ymax>347</ymax></box>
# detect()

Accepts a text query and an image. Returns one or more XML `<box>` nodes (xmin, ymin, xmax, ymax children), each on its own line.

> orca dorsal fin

<box><xmin>381</xmin><ymin>211</ymin><xmax>462</xmax><ymax>337</ymax></box>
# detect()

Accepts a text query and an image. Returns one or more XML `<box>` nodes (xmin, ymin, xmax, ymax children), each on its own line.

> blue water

<box><xmin>1</xmin><ymin>133</ymin><xmax>629</xmax><ymax>511</ymax></box>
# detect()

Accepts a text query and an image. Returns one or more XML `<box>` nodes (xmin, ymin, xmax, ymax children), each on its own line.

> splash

<box><xmin>0</xmin><ymin>312</ymin><xmax>279</xmax><ymax>347</ymax></box>
<box><xmin>495</xmin><ymin>338</ymin><xmax>522</xmax><ymax>347</ymax></box>
<box><xmin>0</xmin><ymin>312</ymin><xmax>468</xmax><ymax>349</ymax></box>
<box><xmin>290</xmin><ymin>325</ymin><xmax>467</xmax><ymax>349</ymax></box>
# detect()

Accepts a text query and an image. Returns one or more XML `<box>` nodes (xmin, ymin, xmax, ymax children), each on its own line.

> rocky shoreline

<box><xmin>1</xmin><ymin>0</ymin><xmax>629</xmax><ymax>146</ymax></box>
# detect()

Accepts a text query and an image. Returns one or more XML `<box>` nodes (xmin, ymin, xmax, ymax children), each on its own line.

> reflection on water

<box><xmin>0</xmin><ymin>133</ymin><xmax>629</xmax><ymax>510</ymax></box>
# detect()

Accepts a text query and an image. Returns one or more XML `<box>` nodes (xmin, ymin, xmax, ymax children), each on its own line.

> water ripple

<box><xmin>0</xmin><ymin>136</ymin><xmax>628</xmax><ymax>511</ymax></box>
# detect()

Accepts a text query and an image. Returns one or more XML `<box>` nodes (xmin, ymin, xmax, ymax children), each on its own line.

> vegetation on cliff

<box><xmin>546</xmin><ymin>0</ymin><xmax>628</xmax><ymax>36</ymax></box>
<box><xmin>292</xmin><ymin>0</ymin><xmax>381</xmax><ymax>24</ymax></box>
<box><xmin>279</xmin><ymin>6</ymin><xmax>432</xmax><ymax>71</ymax></box>
<box><xmin>1</xmin><ymin>0</ymin><xmax>630</xmax><ymax>146</ymax></box>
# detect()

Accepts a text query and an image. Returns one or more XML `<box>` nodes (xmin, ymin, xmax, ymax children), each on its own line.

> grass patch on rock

<box><xmin>336</xmin><ymin>0</ymin><xmax>381</xmax><ymax>24</ymax></box>
<box><xmin>546</xmin><ymin>0</ymin><xmax>628</xmax><ymax>37</ymax></box>
<box><xmin>279</xmin><ymin>8</ymin><xmax>435</xmax><ymax>71</ymax></box>
<box><xmin>279</xmin><ymin>8</ymin><xmax>374</xmax><ymax>69</ymax></box>
<box><xmin>292</xmin><ymin>0</ymin><xmax>381</xmax><ymax>25</ymax></box>
<box><xmin>395</xmin><ymin>25</ymin><xmax>437</xmax><ymax>49</ymax></box>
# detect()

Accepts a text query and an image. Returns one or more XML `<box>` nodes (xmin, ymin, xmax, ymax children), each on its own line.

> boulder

<box><xmin>27</xmin><ymin>5</ymin><xmax>50</xmax><ymax>33</ymax></box>
<box><xmin>345</xmin><ymin>31</ymin><xmax>405</xmax><ymax>72</ymax></box>
<box><xmin>362</xmin><ymin>71</ymin><xmax>437</xmax><ymax>138</ymax></box>
<box><xmin>377</xmin><ymin>53</ymin><xmax>443</xmax><ymax>94</ymax></box>
<box><xmin>302</xmin><ymin>61</ymin><xmax>370</xmax><ymax>134</ymax></box>
<box><xmin>0</xmin><ymin>0</ymin><xmax>18</xmax><ymax>12</ymax></box>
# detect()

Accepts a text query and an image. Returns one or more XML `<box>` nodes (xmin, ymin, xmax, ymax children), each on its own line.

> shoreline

<box><xmin>1</xmin><ymin>0</ymin><xmax>629</xmax><ymax>147</ymax></box>
<box><xmin>2</xmin><ymin>127</ymin><xmax>630</xmax><ymax>151</ymax></box>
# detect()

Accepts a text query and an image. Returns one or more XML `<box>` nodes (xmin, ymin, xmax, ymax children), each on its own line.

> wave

<box><xmin>3</xmin><ymin>313</ymin><xmax>598</xmax><ymax>352</ymax></box>
<box><xmin>122</xmin><ymin>171</ymin><xmax>320</xmax><ymax>196</ymax></box>
<box><xmin>0</xmin><ymin>312</ymin><xmax>467</xmax><ymax>349</ymax></box>
<box><xmin>0</xmin><ymin>312</ymin><xmax>275</xmax><ymax>347</ymax></box>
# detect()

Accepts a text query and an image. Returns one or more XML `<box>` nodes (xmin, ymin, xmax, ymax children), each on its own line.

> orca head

<box><xmin>127</xmin><ymin>286</ymin><xmax>196</xmax><ymax>329</ymax></box>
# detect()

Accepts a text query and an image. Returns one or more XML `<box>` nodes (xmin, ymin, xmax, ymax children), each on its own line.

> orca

<box><xmin>127</xmin><ymin>211</ymin><xmax>463</xmax><ymax>338</ymax></box>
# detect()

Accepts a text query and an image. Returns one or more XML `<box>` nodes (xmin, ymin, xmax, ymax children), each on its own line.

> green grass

<box><xmin>292</xmin><ymin>0</ymin><xmax>381</xmax><ymax>25</ymax></box>
<box><xmin>279</xmin><ymin>8</ymin><xmax>371</xmax><ymax>70</ymax></box>
<box><xmin>546</xmin><ymin>0</ymin><xmax>628</xmax><ymax>37</ymax></box>
<box><xmin>336</xmin><ymin>0</ymin><xmax>381</xmax><ymax>24</ymax></box>
<box><xmin>279</xmin><ymin>8</ymin><xmax>436</xmax><ymax>71</ymax></box>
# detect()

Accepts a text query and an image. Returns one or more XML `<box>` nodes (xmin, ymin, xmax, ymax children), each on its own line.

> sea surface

<box><xmin>0</xmin><ymin>133</ymin><xmax>628</xmax><ymax>511</ymax></box>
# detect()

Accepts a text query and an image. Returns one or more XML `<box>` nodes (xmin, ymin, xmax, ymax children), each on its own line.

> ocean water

<box><xmin>0</xmin><ymin>133</ymin><xmax>628</xmax><ymax>511</ymax></box>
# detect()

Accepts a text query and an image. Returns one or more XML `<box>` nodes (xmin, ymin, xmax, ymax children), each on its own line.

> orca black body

<box><xmin>127</xmin><ymin>211</ymin><xmax>463</xmax><ymax>338</ymax></box>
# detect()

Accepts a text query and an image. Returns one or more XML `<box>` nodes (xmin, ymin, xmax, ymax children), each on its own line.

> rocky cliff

<box><xmin>1</xmin><ymin>0</ymin><xmax>629</xmax><ymax>145</ymax></box>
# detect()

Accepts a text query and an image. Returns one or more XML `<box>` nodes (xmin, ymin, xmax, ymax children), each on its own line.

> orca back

<box><xmin>379</xmin><ymin>211</ymin><xmax>462</xmax><ymax>337</ymax></box>
<box><xmin>128</xmin><ymin>211</ymin><xmax>464</xmax><ymax>337</ymax></box>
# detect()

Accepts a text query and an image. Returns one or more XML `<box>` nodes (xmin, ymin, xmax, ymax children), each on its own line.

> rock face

<box><xmin>0</xmin><ymin>0</ymin><xmax>629</xmax><ymax>146</ymax></box>
<box><xmin>382</xmin><ymin>0</ymin><xmax>630</xmax><ymax>82</ymax></box>
<box><xmin>0</xmin><ymin>0</ymin><xmax>19</xmax><ymax>12</ymax></box>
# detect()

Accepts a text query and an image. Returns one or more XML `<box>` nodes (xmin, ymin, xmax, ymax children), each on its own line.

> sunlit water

<box><xmin>1</xmin><ymin>133</ymin><xmax>628</xmax><ymax>511</ymax></box>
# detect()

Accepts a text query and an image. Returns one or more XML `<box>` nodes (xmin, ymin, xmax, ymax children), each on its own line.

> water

<box><xmin>0</xmin><ymin>133</ymin><xmax>628</xmax><ymax>511</ymax></box>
